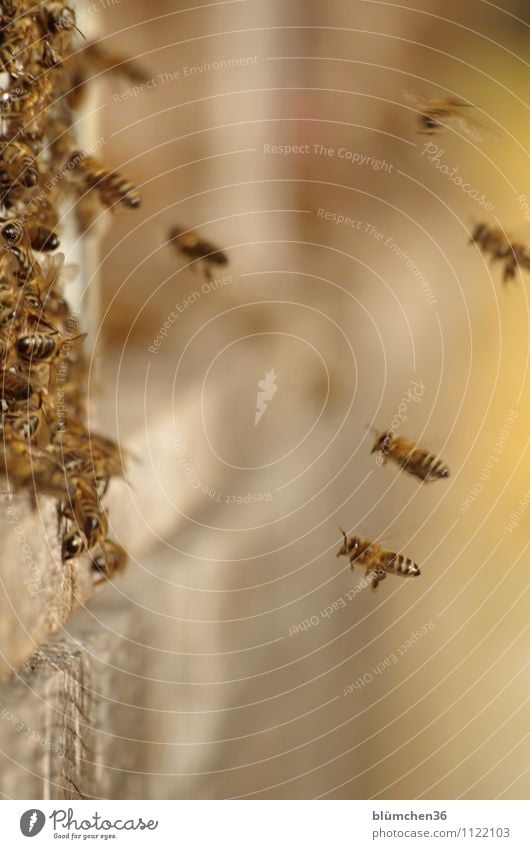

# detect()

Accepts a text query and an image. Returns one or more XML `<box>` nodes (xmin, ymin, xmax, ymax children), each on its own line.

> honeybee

<box><xmin>16</xmin><ymin>330</ymin><xmax>84</xmax><ymax>363</ymax></box>
<box><xmin>0</xmin><ymin>370</ymin><xmax>33</xmax><ymax>403</ymax></box>
<box><xmin>0</xmin><ymin>218</ymin><xmax>26</xmax><ymax>248</ymax></box>
<box><xmin>168</xmin><ymin>226</ymin><xmax>228</xmax><ymax>279</ymax></box>
<box><xmin>90</xmin><ymin>538</ymin><xmax>128</xmax><ymax>585</ymax></box>
<box><xmin>15</xmin><ymin>331</ymin><xmax>60</xmax><ymax>362</ymax></box>
<box><xmin>6</xmin><ymin>411</ymin><xmax>46</xmax><ymax>443</ymax></box>
<box><xmin>70</xmin><ymin>477</ymin><xmax>108</xmax><ymax>549</ymax></box>
<box><xmin>28</xmin><ymin>224</ymin><xmax>60</xmax><ymax>252</ymax></box>
<box><xmin>470</xmin><ymin>222</ymin><xmax>530</xmax><ymax>283</ymax></box>
<box><xmin>370</xmin><ymin>429</ymin><xmax>450</xmax><ymax>482</ymax></box>
<box><xmin>53</xmin><ymin>419</ymin><xmax>125</xmax><ymax>487</ymax></box>
<box><xmin>39</xmin><ymin>252</ymin><xmax>74</xmax><ymax>324</ymax></box>
<box><xmin>0</xmin><ymin>141</ymin><xmax>39</xmax><ymax>187</ymax></box>
<box><xmin>40</xmin><ymin>2</ymin><xmax>81</xmax><ymax>36</ymax></box>
<box><xmin>337</xmin><ymin>527</ymin><xmax>421</xmax><ymax>591</ymax></box>
<box><xmin>66</xmin><ymin>150</ymin><xmax>142</xmax><ymax>210</ymax></box>
<box><xmin>10</xmin><ymin>447</ymin><xmax>74</xmax><ymax>502</ymax></box>
<box><xmin>0</xmin><ymin>38</ymin><xmax>27</xmax><ymax>79</ymax></box>
<box><xmin>404</xmin><ymin>91</ymin><xmax>494</xmax><ymax>142</ymax></box>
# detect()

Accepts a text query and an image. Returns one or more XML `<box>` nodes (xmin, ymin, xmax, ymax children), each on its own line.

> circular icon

<box><xmin>20</xmin><ymin>810</ymin><xmax>46</xmax><ymax>837</ymax></box>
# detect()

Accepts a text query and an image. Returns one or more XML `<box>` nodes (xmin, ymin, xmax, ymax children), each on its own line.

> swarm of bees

<box><xmin>0</xmin><ymin>1</ymin><xmax>144</xmax><ymax>587</ymax></box>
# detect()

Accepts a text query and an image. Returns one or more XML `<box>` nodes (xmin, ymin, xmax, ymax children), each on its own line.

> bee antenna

<box><xmin>338</xmin><ymin>525</ymin><xmax>348</xmax><ymax>542</ymax></box>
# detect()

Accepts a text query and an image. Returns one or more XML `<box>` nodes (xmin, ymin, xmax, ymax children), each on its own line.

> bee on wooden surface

<box><xmin>53</xmin><ymin>420</ymin><xmax>125</xmax><ymax>485</ymax></box>
<box><xmin>7</xmin><ymin>447</ymin><xmax>73</xmax><ymax>502</ymax></box>
<box><xmin>70</xmin><ymin>477</ymin><xmax>109</xmax><ymax>549</ymax></box>
<box><xmin>404</xmin><ymin>91</ymin><xmax>496</xmax><ymax>142</ymax></box>
<box><xmin>168</xmin><ymin>226</ymin><xmax>228</xmax><ymax>280</ymax></box>
<box><xmin>66</xmin><ymin>150</ymin><xmax>142</xmax><ymax>210</ymax></box>
<box><xmin>370</xmin><ymin>429</ymin><xmax>450</xmax><ymax>482</ymax></box>
<box><xmin>470</xmin><ymin>222</ymin><xmax>530</xmax><ymax>283</ymax></box>
<box><xmin>337</xmin><ymin>527</ymin><xmax>420</xmax><ymax>592</ymax></box>
<box><xmin>90</xmin><ymin>538</ymin><xmax>128</xmax><ymax>585</ymax></box>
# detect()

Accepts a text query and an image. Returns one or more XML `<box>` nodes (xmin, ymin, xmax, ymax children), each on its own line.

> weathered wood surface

<box><xmin>0</xmin><ymin>594</ymin><xmax>148</xmax><ymax>800</ymax></box>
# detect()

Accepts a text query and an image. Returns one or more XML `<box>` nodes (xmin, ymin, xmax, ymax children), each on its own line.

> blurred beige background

<box><xmin>74</xmin><ymin>0</ymin><xmax>529</xmax><ymax>798</ymax></box>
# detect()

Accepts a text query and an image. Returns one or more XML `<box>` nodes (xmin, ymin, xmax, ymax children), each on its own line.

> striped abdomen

<box><xmin>73</xmin><ymin>481</ymin><xmax>108</xmax><ymax>548</ymax></box>
<box><xmin>384</xmin><ymin>552</ymin><xmax>421</xmax><ymax>578</ymax></box>
<box><xmin>401</xmin><ymin>448</ymin><xmax>449</xmax><ymax>482</ymax></box>
<box><xmin>16</xmin><ymin>333</ymin><xmax>58</xmax><ymax>361</ymax></box>
<box><xmin>99</xmin><ymin>172</ymin><xmax>142</xmax><ymax>209</ymax></box>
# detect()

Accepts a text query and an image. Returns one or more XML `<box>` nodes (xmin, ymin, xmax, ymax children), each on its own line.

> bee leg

<box><xmin>371</xmin><ymin>571</ymin><xmax>386</xmax><ymax>592</ymax></box>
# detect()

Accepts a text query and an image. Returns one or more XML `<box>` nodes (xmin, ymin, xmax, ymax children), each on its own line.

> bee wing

<box><xmin>40</xmin><ymin>252</ymin><xmax>65</xmax><ymax>290</ymax></box>
<box><xmin>403</xmin><ymin>89</ymin><xmax>473</xmax><ymax>109</ymax></box>
<box><xmin>446</xmin><ymin>111</ymin><xmax>504</xmax><ymax>143</ymax></box>
<box><xmin>402</xmin><ymin>89</ymin><xmax>427</xmax><ymax>109</ymax></box>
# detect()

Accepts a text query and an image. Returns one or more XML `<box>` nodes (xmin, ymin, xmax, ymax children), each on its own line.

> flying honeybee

<box><xmin>168</xmin><ymin>226</ymin><xmax>228</xmax><ymax>279</ymax></box>
<box><xmin>404</xmin><ymin>91</ymin><xmax>496</xmax><ymax>142</ymax></box>
<box><xmin>66</xmin><ymin>150</ymin><xmax>142</xmax><ymax>210</ymax></box>
<box><xmin>370</xmin><ymin>428</ymin><xmax>449</xmax><ymax>482</ymax></box>
<box><xmin>470</xmin><ymin>223</ymin><xmax>530</xmax><ymax>283</ymax></box>
<box><xmin>337</xmin><ymin>528</ymin><xmax>420</xmax><ymax>592</ymax></box>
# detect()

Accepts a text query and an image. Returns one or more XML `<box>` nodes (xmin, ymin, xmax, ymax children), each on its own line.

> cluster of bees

<box><xmin>0</xmin><ymin>1</ymin><xmax>149</xmax><ymax>586</ymax></box>
<box><xmin>337</xmin><ymin>96</ymin><xmax>527</xmax><ymax>594</ymax></box>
